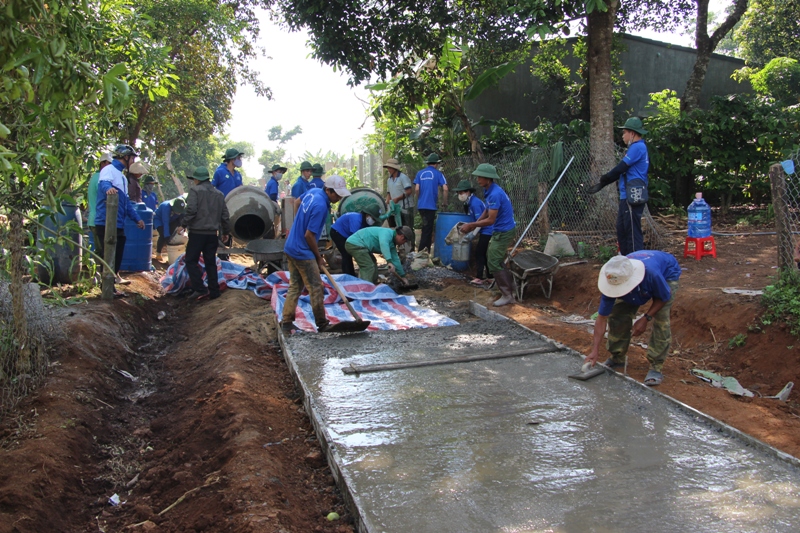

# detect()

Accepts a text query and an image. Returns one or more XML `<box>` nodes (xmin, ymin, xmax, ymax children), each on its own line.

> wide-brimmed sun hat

<box><xmin>453</xmin><ymin>179</ymin><xmax>475</xmax><ymax>192</ymax></box>
<box><xmin>222</xmin><ymin>148</ymin><xmax>244</xmax><ymax>161</ymax></box>
<box><xmin>171</xmin><ymin>197</ymin><xmax>186</xmax><ymax>214</ymax></box>
<box><xmin>397</xmin><ymin>226</ymin><xmax>414</xmax><ymax>243</ymax></box>
<box><xmin>472</xmin><ymin>163</ymin><xmax>500</xmax><ymax>180</ymax></box>
<box><xmin>617</xmin><ymin>117</ymin><xmax>647</xmax><ymax>136</ymax></box>
<box><xmin>188</xmin><ymin>166</ymin><xmax>210</xmax><ymax>181</ymax></box>
<box><xmin>597</xmin><ymin>255</ymin><xmax>645</xmax><ymax>298</ymax></box>
<box><xmin>299</xmin><ymin>160</ymin><xmax>313</xmax><ymax>171</ymax></box>
<box><xmin>271</xmin><ymin>164</ymin><xmax>288</xmax><ymax>173</ymax></box>
<box><xmin>312</xmin><ymin>163</ymin><xmax>325</xmax><ymax>177</ymax></box>
<box><xmin>426</xmin><ymin>153</ymin><xmax>441</xmax><ymax>164</ymax></box>
<box><xmin>128</xmin><ymin>161</ymin><xmax>148</xmax><ymax>175</ymax></box>
<box><xmin>142</xmin><ymin>175</ymin><xmax>157</xmax><ymax>184</ymax></box>
<box><xmin>324</xmin><ymin>175</ymin><xmax>351</xmax><ymax>197</ymax></box>
<box><xmin>383</xmin><ymin>158</ymin><xmax>403</xmax><ymax>171</ymax></box>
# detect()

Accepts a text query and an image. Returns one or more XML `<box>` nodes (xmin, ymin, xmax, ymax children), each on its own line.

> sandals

<box><xmin>644</xmin><ymin>370</ymin><xmax>663</xmax><ymax>386</ymax></box>
<box><xmin>602</xmin><ymin>358</ymin><xmax>625</xmax><ymax>371</ymax></box>
<box><xmin>469</xmin><ymin>278</ymin><xmax>487</xmax><ymax>287</ymax></box>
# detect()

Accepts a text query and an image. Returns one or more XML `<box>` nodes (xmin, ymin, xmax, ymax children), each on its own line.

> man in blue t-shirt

<box><xmin>212</xmin><ymin>148</ymin><xmax>245</xmax><ymax>197</ymax></box>
<box><xmin>309</xmin><ymin>164</ymin><xmax>326</xmax><ymax>189</ymax></box>
<box><xmin>329</xmin><ymin>204</ymin><xmax>381</xmax><ymax>276</ymax></box>
<box><xmin>454</xmin><ymin>179</ymin><xmax>493</xmax><ymax>286</ymax></box>
<box><xmin>281</xmin><ymin>175</ymin><xmax>351</xmax><ymax>334</ymax></box>
<box><xmin>459</xmin><ymin>164</ymin><xmax>516</xmax><ymax>306</ymax></box>
<box><xmin>291</xmin><ymin>161</ymin><xmax>314</xmax><ymax>203</ymax></box>
<box><xmin>413</xmin><ymin>153</ymin><xmax>448</xmax><ymax>253</ymax></box>
<box><xmin>584</xmin><ymin>250</ymin><xmax>681</xmax><ymax>386</ymax></box>
<box><xmin>587</xmin><ymin>116</ymin><xmax>649</xmax><ymax>255</ymax></box>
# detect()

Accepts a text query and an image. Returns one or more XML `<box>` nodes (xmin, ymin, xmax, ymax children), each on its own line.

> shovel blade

<box><xmin>324</xmin><ymin>320</ymin><xmax>371</xmax><ymax>333</ymax></box>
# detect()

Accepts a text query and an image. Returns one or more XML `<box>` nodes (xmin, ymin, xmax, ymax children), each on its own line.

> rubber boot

<box><xmin>493</xmin><ymin>270</ymin><xmax>515</xmax><ymax>307</ymax></box>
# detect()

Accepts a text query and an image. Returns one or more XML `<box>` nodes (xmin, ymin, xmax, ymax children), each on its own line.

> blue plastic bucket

<box><xmin>434</xmin><ymin>212</ymin><xmax>471</xmax><ymax>271</ymax></box>
<box><xmin>120</xmin><ymin>203</ymin><xmax>154</xmax><ymax>272</ymax></box>
<box><xmin>36</xmin><ymin>202</ymin><xmax>83</xmax><ymax>284</ymax></box>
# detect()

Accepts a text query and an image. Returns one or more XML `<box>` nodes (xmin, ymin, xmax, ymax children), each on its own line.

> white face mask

<box><xmin>458</xmin><ymin>192</ymin><xmax>469</xmax><ymax>202</ymax></box>
<box><xmin>144</xmin><ymin>184</ymin><xmax>155</xmax><ymax>192</ymax></box>
<box><xmin>275</xmin><ymin>172</ymin><xmax>282</xmax><ymax>179</ymax></box>
<box><xmin>366</xmin><ymin>216</ymin><xmax>375</xmax><ymax>226</ymax></box>
<box><xmin>233</xmin><ymin>158</ymin><xmax>243</xmax><ymax>168</ymax></box>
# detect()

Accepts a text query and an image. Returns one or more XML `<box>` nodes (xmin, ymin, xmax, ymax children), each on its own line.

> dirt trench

<box><xmin>0</xmin><ymin>276</ymin><xmax>354</xmax><ymax>533</ymax></box>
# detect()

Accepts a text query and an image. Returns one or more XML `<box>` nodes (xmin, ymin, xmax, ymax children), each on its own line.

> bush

<box><xmin>761</xmin><ymin>273</ymin><xmax>800</xmax><ymax>336</ymax></box>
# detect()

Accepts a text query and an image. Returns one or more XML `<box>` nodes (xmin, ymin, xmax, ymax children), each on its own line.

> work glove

<box><xmin>587</xmin><ymin>173</ymin><xmax>613</xmax><ymax>195</ymax></box>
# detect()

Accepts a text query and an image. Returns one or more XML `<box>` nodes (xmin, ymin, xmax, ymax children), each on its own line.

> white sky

<box><xmin>227</xmin><ymin>3</ymin><xmax>729</xmax><ymax>178</ymax></box>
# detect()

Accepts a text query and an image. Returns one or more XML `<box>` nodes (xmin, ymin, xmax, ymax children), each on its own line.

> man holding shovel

<box><xmin>459</xmin><ymin>164</ymin><xmax>516</xmax><ymax>306</ymax></box>
<box><xmin>584</xmin><ymin>251</ymin><xmax>681</xmax><ymax>386</ymax></box>
<box><xmin>281</xmin><ymin>175</ymin><xmax>351</xmax><ymax>334</ymax></box>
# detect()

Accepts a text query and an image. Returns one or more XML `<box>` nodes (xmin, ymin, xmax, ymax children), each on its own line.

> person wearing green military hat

<box><xmin>141</xmin><ymin>175</ymin><xmax>159</xmax><ymax>211</ymax></box>
<box><xmin>265</xmin><ymin>163</ymin><xmax>287</xmax><ymax>202</ymax></box>
<box><xmin>212</xmin><ymin>148</ymin><xmax>245</xmax><ymax>197</ymax></box>
<box><xmin>182</xmin><ymin>166</ymin><xmax>231</xmax><ymax>301</ymax></box>
<box><xmin>460</xmin><ymin>164</ymin><xmax>517</xmax><ymax>306</ymax></box>
<box><xmin>454</xmin><ymin>179</ymin><xmax>494</xmax><ymax>287</ymax></box>
<box><xmin>291</xmin><ymin>160</ymin><xmax>314</xmax><ymax>203</ymax></box>
<box><xmin>309</xmin><ymin>163</ymin><xmax>326</xmax><ymax>190</ymax></box>
<box><xmin>587</xmin><ymin>116</ymin><xmax>649</xmax><ymax>255</ymax></box>
<box><xmin>413</xmin><ymin>153</ymin><xmax>448</xmax><ymax>253</ymax></box>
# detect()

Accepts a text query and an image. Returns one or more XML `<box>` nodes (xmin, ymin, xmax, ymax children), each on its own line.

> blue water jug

<box><xmin>687</xmin><ymin>192</ymin><xmax>711</xmax><ymax>238</ymax></box>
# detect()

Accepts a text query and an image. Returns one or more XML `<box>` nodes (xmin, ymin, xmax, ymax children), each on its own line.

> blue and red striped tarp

<box><xmin>160</xmin><ymin>255</ymin><xmax>458</xmax><ymax>332</ymax></box>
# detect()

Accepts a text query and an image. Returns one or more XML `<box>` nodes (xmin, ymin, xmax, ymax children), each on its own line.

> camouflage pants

<box><xmin>281</xmin><ymin>255</ymin><xmax>329</xmax><ymax>330</ymax></box>
<box><xmin>606</xmin><ymin>280</ymin><xmax>679</xmax><ymax>372</ymax></box>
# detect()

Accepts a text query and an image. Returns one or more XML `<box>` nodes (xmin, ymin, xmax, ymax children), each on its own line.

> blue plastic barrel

<box><xmin>120</xmin><ymin>202</ymin><xmax>154</xmax><ymax>272</ymax></box>
<box><xmin>687</xmin><ymin>192</ymin><xmax>712</xmax><ymax>238</ymax></box>
<box><xmin>434</xmin><ymin>212</ymin><xmax>472</xmax><ymax>271</ymax></box>
<box><xmin>36</xmin><ymin>202</ymin><xmax>83</xmax><ymax>284</ymax></box>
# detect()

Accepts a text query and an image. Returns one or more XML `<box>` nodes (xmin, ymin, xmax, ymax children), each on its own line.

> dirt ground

<box><xmin>1</xmin><ymin>218</ymin><xmax>799</xmax><ymax>532</ymax></box>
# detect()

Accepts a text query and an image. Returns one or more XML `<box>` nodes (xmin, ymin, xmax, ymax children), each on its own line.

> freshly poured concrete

<box><xmin>283</xmin><ymin>319</ymin><xmax>800</xmax><ymax>532</ymax></box>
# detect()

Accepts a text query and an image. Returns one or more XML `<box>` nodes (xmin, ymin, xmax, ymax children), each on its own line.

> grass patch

<box><xmin>761</xmin><ymin>273</ymin><xmax>800</xmax><ymax>336</ymax></box>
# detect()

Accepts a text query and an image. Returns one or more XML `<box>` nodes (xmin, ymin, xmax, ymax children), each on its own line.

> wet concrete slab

<box><xmin>281</xmin><ymin>309</ymin><xmax>800</xmax><ymax>533</ymax></box>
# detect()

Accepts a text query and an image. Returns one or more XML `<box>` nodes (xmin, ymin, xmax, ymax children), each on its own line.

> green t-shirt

<box><xmin>346</xmin><ymin>226</ymin><xmax>405</xmax><ymax>276</ymax></box>
<box><xmin>87</xmin><ymin>171</ymin><xmax>100</xmax><ymax>227</ymax></box>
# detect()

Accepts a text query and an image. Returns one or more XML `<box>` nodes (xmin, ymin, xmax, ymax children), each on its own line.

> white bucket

<box><xmin>166</xmin><ymin>244</ymin><xmax>186</xmax><ymax>264</ymax></box>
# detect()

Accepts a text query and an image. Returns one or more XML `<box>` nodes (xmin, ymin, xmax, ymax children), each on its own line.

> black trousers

<box><xmin>155</xmin><ymin>218</ymin><xmax>183</xmax><ymax>253</ymax></box>
<box><xmin>93</xmin><ymin>225</ymin><xmax>126</xmax><ymax>274</ymax></box>
<box><xmin>616</xmin><ymin>200</ymin><xmax>645</xmax><ymax>256</ymax></box>
<box><xmin>475</xmin><ymin>233</ymin><xmax>492</xmax><ymax>280</ymax></box>
<box><xmin>185</xmin><ymin>233</ymin><xmax>220</xmax><ymax>297</ymax></box>
<box><xmin>418</xmin><ymin>209</ymin><xmax>436</xmax><ymax>252</ymax></box>
<box><xmin>329</xmin><ymin>228</ymin><xmax>355</xmax><ymax>276</ymax></box>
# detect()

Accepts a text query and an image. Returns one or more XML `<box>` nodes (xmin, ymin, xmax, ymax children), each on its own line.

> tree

<box><xmin>748</xmin><ymin>58</ymin><xmax>800</xmax><ymax>106</ymax></box>
<box><xmin>735</xmin><ymin>0</ymin><xmax>800</xmax><ymax>67</ymax></box>
<box><xmin>680</xmin><ymin>0</ymin><xmax>750</xmax><ymax>112</ymax></box>
<box><xmin>258</xmin><ymin>125</ymin><xmax>302</xmax><ymax>179</ymax></box>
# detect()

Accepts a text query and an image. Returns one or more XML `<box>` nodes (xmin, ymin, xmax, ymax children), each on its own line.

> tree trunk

<box><xmin>164</xmin><ymin>149</ymin><xmax>185</xmax><ymax>196</ymax></box>
<box><xmin>681</xmin><ymin>0</ymin><xmax>750</xmax><ymax>112</ymax></box>
<box><xmin>452</xmin><ymin>100</ymin><xmax>485</xmax><ymax>165</ymax></box>
<box><xmin>586</xmin><ymin>1</ymin><xmax>618</xmax><ymax>176</ymax></box>
<box><xmin>8</xmin><ymin>210</ymin><xmax>31</xmax><ymax>373</ymax></box>
<box><xmin>126</xmin><ymin>99</ymin><xmax>151</xmax><ymax>146</ymax></box>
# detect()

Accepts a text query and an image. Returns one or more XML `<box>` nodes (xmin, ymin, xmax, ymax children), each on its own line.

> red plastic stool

<box><xmin>684</xmin><ymin>236</ymin><xmax>717</xmax><ymax>260</ymax></box>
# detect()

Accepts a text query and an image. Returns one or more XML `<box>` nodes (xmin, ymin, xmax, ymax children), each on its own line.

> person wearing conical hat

<box><xmin>587</xmin><ymin>116</ymin><xmax>649</xmax><ymax>255</ymax></box>
<box><xmin>126</xmin><ymin>160</ymin><xmax>148</xmax><ymax>203</ymax></box>
<box><xmin>413</xmin><ymin>153</ymin><xmax>448</xmax><ymax>253</ymax></box>
<box><xmin>212</xmin><ymin>148</ymin><xmax>245</xmax><ymax>197</ymax></box>
<box><xmin>459</xmin><ymin>164</ymin><xmax>516</xmax><ymax>306</ymax></box>
<box><xmin>384</xmin><ymin>158</ymin><xmax>415</xmax><ymax>250</ymax></box>
<box><xmin>141</xmin><ymin>175</ymin><xmax>159</xmax><ymax>211</ymax></box>
<box><xmin>584</xmin><ymin>251</ymin><xmax>681</xmax><ymax>387</ymax></box>
<box><xmin>454</xmin><ymin>179</ymin><xmax>493</xmax><ymax>287</ymax></box>
<box><xmin>309</xmin><ymin>163</ymin><xmax>326</xmax><ymax>189</ymax></box>
<box><xmin>291</xmin><ymin>160</ymin><xmax>314</xmax><ymax>202</ymax></box>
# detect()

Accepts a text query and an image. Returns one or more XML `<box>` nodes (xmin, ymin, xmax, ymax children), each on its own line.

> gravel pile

<box><xmin>406</xmin><ymin>265</ymin><xmax>467</xmax><ymax>289</ymax></box>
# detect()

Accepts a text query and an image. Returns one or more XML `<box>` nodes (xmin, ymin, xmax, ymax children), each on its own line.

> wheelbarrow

<box><xmin>244</xmin><ymin>238</ymin><xmax>287</xmax><ymax>274</ymax></box>
<box><xmin>508</xmin><ymin>249</ymin><xmax>559</xmax><ymax>300</ymax></box>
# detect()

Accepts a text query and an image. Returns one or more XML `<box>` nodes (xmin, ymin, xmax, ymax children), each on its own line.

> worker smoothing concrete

<box><xmin>281</xmin><ymin>175</ymin><xmax>351</xmax><ymax>334</ymax></box>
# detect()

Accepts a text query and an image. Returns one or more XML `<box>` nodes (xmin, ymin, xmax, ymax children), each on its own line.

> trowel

<box><xmin>568</xmin><ymin>361</ymin><xmax>608</xmax><ymax>381</ymax></box>
<box><xmin>319</xmin><ymin>264</ymin><xmax>371</xmax><ymax>333</ymax></box>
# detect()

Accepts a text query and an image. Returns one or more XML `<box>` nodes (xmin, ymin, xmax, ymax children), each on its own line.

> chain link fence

<box><xmin>771</xmin><ymin>148</ymin><xmax>800</xmax><ymax>276</ymax></box>
<box><xmin>406</xmin><ymin>141</ymin><xmax>667</xmax><ymax>257</ymax></box>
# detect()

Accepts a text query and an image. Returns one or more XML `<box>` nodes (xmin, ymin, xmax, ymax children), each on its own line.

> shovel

<box><xmin>319</xmin><ymin>264</ymin><xmax>371</xmax><ymax>333</ymax></box>
<box><xmin>391</xmin><ymin>270</ymin><xmax>419</xmax><ymax>292</ymax></box>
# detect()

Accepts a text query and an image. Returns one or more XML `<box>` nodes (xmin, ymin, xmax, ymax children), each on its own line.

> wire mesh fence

<box><xmin>406</xmin><ymin>141</ymin><xmax>667</xmax><ymax>258</ymax></box>
<box><xmin>770</xmin><ymin>148</ymin><xmax>800</xmax><ymax>278</ymax></box>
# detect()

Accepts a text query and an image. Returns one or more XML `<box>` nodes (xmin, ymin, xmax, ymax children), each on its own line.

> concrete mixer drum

<box><xmin>225</xmin><ymin>186</ymin><xmax>278</xmax><ymax>242</ymax></box>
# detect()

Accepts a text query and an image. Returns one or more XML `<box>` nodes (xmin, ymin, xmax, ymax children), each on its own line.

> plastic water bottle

<box><xmin>687</xmin><ymin>192</ymin><xmax>712</xmax><ymax>238</ymax></box>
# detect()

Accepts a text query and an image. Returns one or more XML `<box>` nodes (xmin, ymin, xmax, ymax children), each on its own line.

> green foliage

<box><xmin>761</xmin><ymin>274</ymin><xmax>800</xmax><ymax>336</ymax></box>
<box><xmin>748</xmin><ymin>58</ymin><xmax>800</xmax><ymax>106</ymax></box>
<box><xmin>728</xmin><ymin>333</ymin><xmax>747</xmax><ymax>349</ymax></box>
<box><xmin>734</xmin><ymin>0</ymin><xmax>800</xmax><ymax>68</ymax></box>
<box><xmin>481</xmin><ymin>119</ymin><xmax>535</xmax><ymax>155</ymax></box>
<box><xmin>596</xmin><ymin>245</ymin><xmax>617</xmax><ymax>263</ymax></box>
<box><xmin>645</xmin><ymin>91</ymin><xmax>800</xmax><ymax>208</ymax></box>
<box><xmin>259</xmin><ymin>125</ymin><xmax>302</xmax><ymax>179</ymax></box>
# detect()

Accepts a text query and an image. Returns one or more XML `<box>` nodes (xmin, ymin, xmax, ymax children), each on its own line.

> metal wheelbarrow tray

<box><xmin>508</xmin><ymin>249</ymin><xmax>559</xmax><ymax>300</ymax></box>
<box><xmin>245</xmin><ymin>238</ymin><xmax>287</xmax><ymax>273</ymax></box>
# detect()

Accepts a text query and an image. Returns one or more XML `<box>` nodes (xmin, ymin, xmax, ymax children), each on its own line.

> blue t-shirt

<box><xmin>618</xmin><ymin>139</ymin><xmax>649</xmax><ymax>200</ymax></box>
<box><xmin>413</xmin><ymin>166</ymin><xmax>447</xmax><ymax>210</ymax></box>
<box><xmin>483</xmin><ymin>182</ymin><xmax>515</xmax><ymax>233</ymax></box>
<box><xmin>153</xmin><ymin>200</ymin><xmax>182</xmax><ymax>236</ymax></box>
<box><xmin>284</xmin><ymin>189</ymin><xmax>330</xmax><ymax>260</ymax></box>
<box><xmin>95</xmin><ymin>160</ymin><xmax>142</xmax><ymax>229</ymax></box>
<box><xmin>598</xmin><ymin>250</ymin><xmax>681</xmax><ymax>316</ymax></box>
<box><xmin>211</xmin><ymin>163</ymin><xmax>242</xmax><ymax>197</ymax></box>
<box><xmin>291</xmin><ymin>177</ymin><xmax>309</xmax><ymax>199</ymax></box>
<box><xmin>265</xmin><ymin>176</ymin><xmax>280</xmax><ymax>201</ymax></box>
<box><xmin>331</xmin><ymin>212</ymin><xmax>364</xmax><ymax>239</ymax></box>
<box><xmin>142</xmin><ymin>189</ymin><xmax>159</xmax><ymax>211</ymax></box>
<box><xmin>466</xmin><ymin>194</ymin><xmax>492</xmax><ymax>235</ymax></box>
<box><xmin>309</xmin><ymin>177</ymin><xmax>326</xmax><ymax>190</ymax></box>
